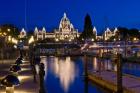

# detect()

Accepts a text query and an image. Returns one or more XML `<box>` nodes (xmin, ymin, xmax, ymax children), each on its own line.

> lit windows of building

<box><xmin>19</xmin><ymin>28</ymin><xmax>26</xmax><ymax>38</ymax></box>
<box><xmin>33</xmin><ymin>13</ymin><xmax>80</xmax><ymax>42</ymax></box>
<box><xmin>54</xmin><ymin>13</ymin><xmax>79</xmax><ymax>41</ymax></box>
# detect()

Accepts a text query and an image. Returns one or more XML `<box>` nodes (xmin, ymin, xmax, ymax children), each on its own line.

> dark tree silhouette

<box><xmin>129</xmin><ymin>28</ymin><xmax>140</xmax><ymax>40</ymax></box>
<box><xmin>117</xmin><ymin>27</ymin><xmax>129</xmax><ymax>41</ymax></box>
<box><xmin>79</xmin><ymin>14</ymin><xmax>95</xmax><ymax>40</ymax></box>
<box><xmin>117</xmin><ymin>27</ymin><xmax>140</xmax><ymax>40</ymax></box>
<box><xmin>0</xmin><ymin>24</ymin><xmax>20</xmax><ymax>38</ymax></box>
<box><xmin>117</xmin><ymin>27</ymin><xmax>129</xmax><ymax>57</ymax></box>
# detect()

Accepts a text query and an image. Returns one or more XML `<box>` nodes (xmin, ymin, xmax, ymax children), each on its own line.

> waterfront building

<box><xmin>104</xmin><ymin>28</ymin><xmax>112</xmax><ymax>40</ymax></box>
<box><xmin>54</xmin><ymin>13</ymin><xmax>79</xmax><ymax>41</ymax></box>
<box><xmin>103</xmin><ymin>27</ymin><xmax>118</xmax><ymax>41</ymax></box>
<box><xmin>93</xmin><ymin>26</ymin><xmax>97</xmax><ymax>40</ymax></box>
<box><xmin>19</xmin><ymin>28</ymin><xmax>27</xmax><ymax>38</ymax></box>
<box><xmin>34</xmin><ymin>27</ymin><xmax>46</xmax><ymax>40</ymax></box>
<box><xmin>18</xmin><ymin>13</ymin><xmax>120</xmax><ymax>42</ymax></box>
<box><xmin>34</xmin><ymin>13</ymin><xmax>80</xmax><ymax>42</ymax></box>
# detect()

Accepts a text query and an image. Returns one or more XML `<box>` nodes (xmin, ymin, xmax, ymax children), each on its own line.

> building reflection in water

<box><xmin>49</xmin><ymin>57</ymin><xmax>77</xmax><ymax>92</ymax></box>
<box><xmin>91</xmin><ymin>57</ymin><xmax>117</xmax><ymax>72</ymax></box>
<box><xmin>114</xmin><ymin>64</ymin><xmax>117</xmax><ymax>71</ymax></box>
<box><xmin>93</xmin><ymin>57</ymin><xmax>98</xmax><ymax>71</ymax></box>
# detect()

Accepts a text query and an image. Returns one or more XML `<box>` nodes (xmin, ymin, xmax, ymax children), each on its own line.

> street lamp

<box><xmin>28</xmin><ymin>36</ymin><xmax>34</xmax><ymax>44</ymax></box>
<box><xmin>8</xmin><ymin>36</ymin><xmax>12</xmax><ymax>41</ymax></box>
<box><xmin>69</xmin><ymin>39</ymin><xmax>71</xmax><ymax>42</ymax></box>
<box><xmin>3</xmin><ymin>32</ymin><xmax>7</xmax><ymax>36</ymax></box>
<box><xmin>55</xmin><ymin>38</ymin><xmax>59</xmax><ymax>42</ymax></box>
<box><xmin>11</xmin><ymin>38</ymin><xmax>18</xmax><ymax>44</ymax></box>
<box><xmin>133</xmin><ymin>37</ymin><xmax>137</xmax><ymax>41</ymax></box>
<box><xmin>7</xmin><ymin>28</ymin><xmax>11</xmax><ymax>32</ymax></box>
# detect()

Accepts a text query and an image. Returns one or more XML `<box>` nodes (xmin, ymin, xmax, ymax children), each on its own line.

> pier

<box><xmin>88</xmin><ymin>71</ymin><xmax>140</xmax><ymax>93</ymax></box>
<box><xmin>85</xmin><ymin>53</ymin><xmax>140</xmax><ymax>93</ymax></box>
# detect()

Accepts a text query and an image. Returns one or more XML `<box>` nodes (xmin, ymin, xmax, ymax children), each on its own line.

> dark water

<box><xmin>123</xmin><ymin>62</ymin><xmax>140</xmax><ymax>77</ymax></box>
<box><xmin>87</xmin><ymin>57</ymin><xmax>140</xmax><ymax>77</ymax></box>
<box><xmin>41</xmin><ymin>56</ymin><xmax>140</xmax><ymax>93</ymax></box>
<box><xmin>41</xmin><ymin>56</ymin><xmax>109</xmax><ymax>93</ymax></box>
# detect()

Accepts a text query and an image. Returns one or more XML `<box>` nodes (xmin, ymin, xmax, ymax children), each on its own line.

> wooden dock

<box><xmin>88</xmin><ymin>71</ymin><xmax>140</xmax><ymax>93</ymax></box>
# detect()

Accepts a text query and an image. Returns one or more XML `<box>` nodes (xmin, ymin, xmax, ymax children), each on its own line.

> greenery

<box><xmin>79</xmin><ymin>14</ymin><xmax>95</xmax><ymax>40</ymax></box>
<box><xmin>0</xmin><ymin>24</ymin><xmax>20</xmax><ymax>39</ymax></box>
<box><xmin>117</xmin><ymin>27</ymin><xmax>129</xmax><ymax>41</ymax></box>
<box><xmin>109</xmin><ymin>27</ymin><xmax>140</xmax><ymax>41</ymax></box>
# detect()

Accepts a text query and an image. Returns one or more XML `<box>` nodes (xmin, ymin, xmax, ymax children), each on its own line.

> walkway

<box><xmin>0</xmin><ymin>59</ymin><xmax>39</xmax><ymax>93</ymax></box>
<box><xmin>88</xmin><ymin>71</ymin><xmax>140</xmax><ymax>93</ymax></box>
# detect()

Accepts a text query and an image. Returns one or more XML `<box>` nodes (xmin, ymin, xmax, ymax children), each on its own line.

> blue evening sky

<box><xmin>0</xmin><ymin>0</ymin><xmax>140</xmax><ymax>33</ymax></box>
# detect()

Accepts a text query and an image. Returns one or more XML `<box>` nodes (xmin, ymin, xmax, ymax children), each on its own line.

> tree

<box><xmin>117</xmin><ymin>27</ymin><xmax>129</xmax><ymax>41</ymax></box>
<box><xmin>117</xmin><ymin>27</ymin><xmax>129</xmax><ymax>57</ymax></box>
<box><xmin>117</xmin><ymin>27</ymin><xmax>140</xmax><ymax>41</ymax></box>
<box><xmin>0</xmin><ymin>24</ymin><xmax>20</xmax><ymax>39</ymax></box>
<box><xmin>27</xmin><ymin>30</ymin><xmax>34</xmax><ymax>39</ymax></box>
<box><xmin>129</xmin><ymin>28</ymin><xmax>140</xmax><ymax>40</ymax></box>
<box><xmin>79</xmin><ymin>14</ymin><xmax>95</xmax><ymax>40</ymax></box>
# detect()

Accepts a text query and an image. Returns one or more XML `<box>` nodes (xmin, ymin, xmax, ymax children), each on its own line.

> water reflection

<box><xmin>49</xmin><ymin>57</ymin><xmax>77</xmax><ymax>92</ymax></box>
<box><xmin>84</xmin><ymin>75</ymin><xmax>88</xmax><ymax>93</ymax></box>
<box><xmin>42</xmin><ymin>56</ymin><xmax>140</xmax><ymax>93</ymax></box>
<box><xmin>123</xmin><ymin>63</ymin><xmax>140</xmax><ymax>77</ymax></box>
<box><xmin>42</xmin><ymin>56</ymin><xmax>112</xmax><ymax>93</ymax></box>
<box><xmin>89</xmin><ymin>56</ymin><xmax>140</xmax><ymax>77</ymax></box>
<box><xmin>89</xmin><ymin>57</ymin><xmax>117</xmax><ymax>72</ymax></box>
<box><xmin>93</xmin><ymin>57</ymin><xmax>98</xmax><ymax>71</ymax></box>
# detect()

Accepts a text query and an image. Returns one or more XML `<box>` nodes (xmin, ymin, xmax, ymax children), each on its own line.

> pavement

<box><xmin>0</xmin><ymin>59</ymin><xmax>39</xmax><ymax>93</ymax></box>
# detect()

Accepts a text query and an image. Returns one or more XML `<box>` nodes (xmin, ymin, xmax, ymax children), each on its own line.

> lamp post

<box><xmin>39</xmin><ymin>63</ymin><xmax>45</xmax><ymax>93</ymax></box>
<box><xmin>117</xmin><ymin>53</ymin><xmax>123</xmax><ymax>93</ymax></box>
<box><xmin>7</xmin><ymin>28</ymin><xmax>11</xmax><ymax>33</ymax></box>
<box><xmin>84</xmin><ymin>53</ymin><xmax>89</xmax><ymax>93</ymax></box>
<box><xmin>84</xmin><ymin>54</ymin><xmax>88</xmax><ymax>77</ymax></box>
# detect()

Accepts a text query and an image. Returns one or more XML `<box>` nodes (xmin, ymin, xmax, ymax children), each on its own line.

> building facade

<box><xmin>34</xmin><ymin>13</ymin><xmax>80</xmax><ymax>41</ymax></box>
<box><xmin>54</xmin><ymin>13</ymin><xmax>79</xmax><ymax>41</ymax></box>
<box><xmin>19</xmin><ymin>28</ymin><xmax>27</xmax><ymax>38</ymax></box>
<box><xmin>103</xmin><ymin>27</ymin><xmax>118</xmax><ymax>41</ymax></box>
<box><xmin>19</xmin><ymin>13</ymin><xmax>120</xmax><ymax>42</ymax></box>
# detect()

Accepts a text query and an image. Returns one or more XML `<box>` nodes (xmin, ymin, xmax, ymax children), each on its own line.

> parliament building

<box><xmin>33</xmin><ymin>13</ymin><xmax>80</xmax><ymax>42</ymax></box>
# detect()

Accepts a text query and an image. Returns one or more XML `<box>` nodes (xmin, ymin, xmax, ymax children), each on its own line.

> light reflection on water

<box><xmin>46</xmin><ymin>57</ymin><xmax>77</xmax><ymax>92</ymax></box>
<box><xmin>123</xmin><ymin>62</ymin><xmax>140</xmax><ymax>77</ymax></box>
<box><xmin>89</xmin><ymin>57</ymin><xmax>140</xmax><ymax>77</ymax></box>
<box><xmin>90</xmin><ymin>57</ymin><xmax>116</xmax><ymax>71</ymax></box>
<box><xmin>40</xmin><ymin>56</ymin><xmax>140</xmax><ymax>93</ymax></box>
<box><xmin>42</xmin><ymin>56</ymin><xmax>112</xmax><ymax>93</ymax></box>
<box><xmin>93</xmin><ymin>57</ymin><xmax>98</xmax><ymax>71</ymax></box>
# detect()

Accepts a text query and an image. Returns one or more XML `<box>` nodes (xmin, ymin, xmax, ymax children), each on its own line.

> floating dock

<box><xmin>88</xmin><ymin>71</ymin><xmax>140</xmax><ymax>93</ymax></box>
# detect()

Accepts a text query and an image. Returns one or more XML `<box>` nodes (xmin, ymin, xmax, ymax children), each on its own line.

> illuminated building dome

<box><xmin>33</xmin><ymin>13</ymin><xmax>80</xmax><ymax>42</ymax></box>
<box><xmin>55</xmin><ymin>13</ymin><xmax>79</xmax><ymax>41</ymax></box>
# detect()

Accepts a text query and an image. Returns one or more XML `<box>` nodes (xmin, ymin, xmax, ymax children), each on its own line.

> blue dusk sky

<box><xmin>0</xmin><ymin>0</ymin><xmax>140</xmax><ymax>33</ymax></box>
